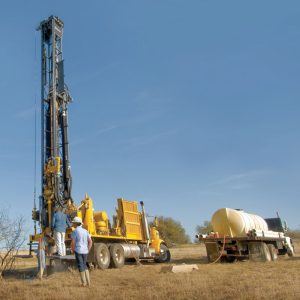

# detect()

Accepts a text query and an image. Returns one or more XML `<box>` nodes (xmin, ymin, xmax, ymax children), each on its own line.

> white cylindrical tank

<box><xmin>211</xmin><ymin>208</ymin><xmax>268</xmax><ymax>237</ymax></box>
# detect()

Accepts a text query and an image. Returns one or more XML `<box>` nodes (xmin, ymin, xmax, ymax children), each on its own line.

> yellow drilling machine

<box><xmin>30</xmin><ymin>16</ymin><xmax>170</xmax><ymax>270</ymax></box>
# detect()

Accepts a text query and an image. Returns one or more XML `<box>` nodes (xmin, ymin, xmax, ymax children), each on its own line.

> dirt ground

<box><xmin>1</xmin><ymin>242</ymin><xmax>300</xmax><ymax>300</ymax></box>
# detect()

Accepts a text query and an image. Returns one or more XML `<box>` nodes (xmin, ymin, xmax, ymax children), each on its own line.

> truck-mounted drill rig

<box><xmin>30</xmin><ymin>16</ymin><xmax>170</xmax><ymax>269</ymax></box>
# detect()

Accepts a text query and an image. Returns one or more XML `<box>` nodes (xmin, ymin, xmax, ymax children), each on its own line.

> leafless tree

<box><xmin>0</xmin><ymin>210</ymin><xmax>25</xmax><ymax>277</ymax></box>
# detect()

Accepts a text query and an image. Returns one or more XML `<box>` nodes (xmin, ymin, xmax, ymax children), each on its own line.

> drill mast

<box><xmin>37</xmin><ymin>16</ymin><xmax>73</xmax><ymax>230</ymax></box>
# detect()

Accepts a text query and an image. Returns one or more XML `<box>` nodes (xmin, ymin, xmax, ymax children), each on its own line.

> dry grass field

<box><xmin>1</xmin><ymin>242</ymin><xmax>300</xmax><ymax>300</ymax></box>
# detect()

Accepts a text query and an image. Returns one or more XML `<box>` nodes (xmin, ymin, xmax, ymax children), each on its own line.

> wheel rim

<box><xmin>100</xmin><ymin>249</ymin><xmax>108</xmax><ymax>264</ymax></box>
<box><xmin>115</xmin><ymin>248</ymin><xmax>122</xmax><ymax>262</ymax></box>
<box><xmin>160</xmin><ymin>248</ymin><xmax>168</xmax><ymax>261</ymax></box>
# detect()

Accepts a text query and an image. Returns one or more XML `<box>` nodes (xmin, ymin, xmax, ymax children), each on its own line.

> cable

<box><xmin>33</xmin><ymin>30</ymin><xmax>38</xmax><ymax>235</ymax></box>
<box><xmin>210</xmin><ymin>235</ymin><xmax>226</xmax><ymax>264</ymax></box>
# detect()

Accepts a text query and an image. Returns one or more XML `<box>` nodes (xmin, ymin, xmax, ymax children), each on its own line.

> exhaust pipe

<box><xmin>195</xmin><ymin>234</ymin><xmax>208</xmax><ymax>239</ymax></box>
<box><xmin>140</xmin><ymin>201</ymin><xmax>150</xmax><ymax>244</ymax></box>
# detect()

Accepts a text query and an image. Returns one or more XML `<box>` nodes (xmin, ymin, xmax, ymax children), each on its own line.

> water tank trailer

<box><xmin>197</xmin><ymin>208</ymin><xmax>294</xmax><ymax>263</ymax></box>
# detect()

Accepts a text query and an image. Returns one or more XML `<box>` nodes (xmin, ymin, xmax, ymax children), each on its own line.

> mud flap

<box><xmin>205</xmin><ymin>242</ymin><xmax>221</xmax><ymax>262</ymax></box>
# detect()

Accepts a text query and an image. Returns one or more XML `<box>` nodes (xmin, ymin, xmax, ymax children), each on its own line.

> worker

<box><xmin>71</xmin><ymin>216</ymin><xmax>92</xmax><ymax>287</ymax></box>
<box><xmin>52</xmin><ymin>207</ymin><xmax>70</xmax><ymax>256</ymax></box>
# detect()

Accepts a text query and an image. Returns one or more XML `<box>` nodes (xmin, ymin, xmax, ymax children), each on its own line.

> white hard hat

<box><xmin>72</xmin><ymin>216</ymin><xmax>82</xmax><ymax>224</ymax></box>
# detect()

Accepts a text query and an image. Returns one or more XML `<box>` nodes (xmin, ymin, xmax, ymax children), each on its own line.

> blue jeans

<box><xmin>75</xmin><ymin>252</ymin><xmax>88</xmax><ymax>272</ymax></box>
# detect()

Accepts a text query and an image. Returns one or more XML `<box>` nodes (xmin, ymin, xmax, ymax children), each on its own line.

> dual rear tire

<box><xmin>110</xmin><ymin>243</ymin><xmax>125</xmax><ymax>268</ymax></box>
<box><xmin>94</xmin><ymin>243</ymin><xmax>125</xmax><ymax>269</ymax></box>
<box><xmin>95</xmin><ymin>243</ymin><xmax>110</xmax><ymax>269</ymax></box>
<box><xmin>249</xmin><ymin>242</ymin><xmax>278</xmax><ymax>262</ymax></box>
<box><xmin>94</xmin><ymin>243</ymin><xmax>171</xmax><ymax>268</ymax></box>
<box><xmin>267</xmin><ymin>244</ymin><xmax>278</xmax><ymax>261</ymax></box>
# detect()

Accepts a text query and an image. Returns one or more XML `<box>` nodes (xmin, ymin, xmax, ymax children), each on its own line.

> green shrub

<box><xmin>195</xmin><ymin>220</ymin><xmax>213</xmax><ymax>235</ymax></box>
<box><xmin>156</xmin><ymin>216</ymin><xmax>190</xmax><ymax>247</ymax></box>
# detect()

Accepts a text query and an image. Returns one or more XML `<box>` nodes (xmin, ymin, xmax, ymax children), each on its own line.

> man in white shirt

<box><xmin>71</xmin><ymin>216</ymin><xmax>93</xmax><ymax>287</ymax></box>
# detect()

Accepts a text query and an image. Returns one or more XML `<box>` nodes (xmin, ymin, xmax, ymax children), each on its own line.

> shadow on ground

<box><xmin>3</xmin><ymin>261</ymin><xmax>74</xmax><ymax>280</ymax></box>
<box><xmin>171</xmin><ymin>257</ymin><xmax>208</xmax><ymax>264</ymax></box>
<box><xmin>3</xmin><ymin>267</ymin><xmax>37</xmax><ymax>280</ymax></box>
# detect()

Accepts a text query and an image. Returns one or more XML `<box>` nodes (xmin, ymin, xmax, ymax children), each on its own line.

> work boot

<box><xmin>85</xmin><ymin>269</ymin><xmax>90</xmax><ymax>287</ymax></box>
<box><xmin>79</xmin><ymin>271</ymin><xmax>87</xmax><ymax>287</ymax></box>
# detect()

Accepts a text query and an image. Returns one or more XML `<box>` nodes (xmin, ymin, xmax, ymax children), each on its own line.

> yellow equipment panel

<box><xmin>118</xmin><ymin>199</ymin><xmax>143</xmax><ymax>240</ymax></box>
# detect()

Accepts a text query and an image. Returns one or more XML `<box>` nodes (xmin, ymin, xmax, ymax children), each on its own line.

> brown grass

<box><xmin>1</xmin><ymin>242</ymin><xmax>300</xmax><ymax>300</ymax></box>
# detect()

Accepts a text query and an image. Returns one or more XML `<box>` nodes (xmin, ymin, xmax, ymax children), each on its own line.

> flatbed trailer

<box><xmin>198</xmin><ymin>235</ymin><xmax>294</xmax><ymax>263</ymax></box>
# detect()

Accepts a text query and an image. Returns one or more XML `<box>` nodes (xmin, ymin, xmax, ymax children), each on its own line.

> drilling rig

<box><xmin>30</xmin><ymin>16</ymin><xmax>171</xmax><ymax>269</ymax></box>
<box><xmin>31</xmin><ymin>15</ymin><xmax>76</xmax><ymax>236</ymax></box>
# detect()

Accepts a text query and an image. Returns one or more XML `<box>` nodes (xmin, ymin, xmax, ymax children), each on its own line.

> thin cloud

<box><xmin>131</xmin><ymin>91</ymin><xmax>172</xmax><ymax>117</ymax></box>
<box><xmin>0</xmin><ymin>154</ymin><xmax>21</xmax><ymax>159</ymax></box>
<box><xmin>123</xmin><ymin>130</ymin><xmax>176</xmax><ymax>148</ymax></box>
<box><xmin>128</xmin><ymin>111</ymin><xmax>163</xmax><ymax>125</ymax></box>
<box><xmin>71</xmin><ymin>125</ymin><xmax>119</xmax><ymax>146</ymax></box>
<box><xmin>94</xmin><ymin>125</ymin><xmax>119</xmax><ymax>136</ymax></box>
<box><xmin>69</xmin><ymin>61</ymin><xmax>120</xmax><ymax>85</ymax></box>
<box><xmin>209</xmin><ymin>170</ymin><xmax>270</xmax><ymax>191</ymax></box>
<box><xmin>14</xmin><ymin>106</ymin><xmax>37</xmax><ymax>118</ymax></box>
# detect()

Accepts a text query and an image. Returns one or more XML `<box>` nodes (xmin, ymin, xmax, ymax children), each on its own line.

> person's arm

<box><xmin>66</xmin><ymin>215</ymin><xmax>71</xmax><ymax>228</ymax></box>
<box><xmin>88</xmin><ymin>236</ymin><xmax>93</xmax><ymax>252</ymax></box>
<box><xmin>71</xmin><ymin>238</ymin><xmax>75</xmax><ymax>253</ymax></box>
<box><xmin>44</xmin><ymin>238</ymin><xmax>48</xmax><ymax>254</ymax></box>
<box><xmin>52</xmin><ymin>213</ymin><xmax>56</xmax><ymax>231</ymax></box>
<box><xmin>71</xmin><ymin>231</ymin><xmax>76</xmax><ymax>253</ymax></box>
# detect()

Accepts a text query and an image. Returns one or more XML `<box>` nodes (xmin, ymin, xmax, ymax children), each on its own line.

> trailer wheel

<box><xmin>110</xmin><ymin>243</ymin><xmax>125</xmax><ymax>268</ymax></box>
<box><xmin>278</xmin><ymin>248</ymin><xmax>287</xmax><ymax>256</ymax></box>
<box><xmin>154</xmin><ymin>244</ymin><xmax>171</xmax><ymax>263</ymax></box>
<box><xmin>225</xmin><ymin>256</ymin><xmax>237</xmax><ymax>263</ymax></box>
<box><xmin>95</xmin><ymin>243</ymin><xmax>110</xmax><ymax>270</ymax></box>
<box><xmin>267</xmin><ymin>244</ymin><xmax>278</xmax><ymax>261</ymax></box>
<box><xmin>287</xmin><ymin>246</ymin><xmax>295</xmax><ymax>257</ymax></box>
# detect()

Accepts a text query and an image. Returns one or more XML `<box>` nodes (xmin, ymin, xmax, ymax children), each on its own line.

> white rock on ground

<box><xmin>160</xmin><ymin>264</ymin><xmax>199</xmax><ymax>273</ymax></box>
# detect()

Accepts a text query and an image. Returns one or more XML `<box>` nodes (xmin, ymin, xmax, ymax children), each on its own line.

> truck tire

<box><xmin>110</xmin><ymin>243</ymin><xmax>125</xmax><ymax>268</ymax></box>
<box><xmin>249</xmin><ymin>242</ymin><xmax>271</xmax><ymax>262</ymax></box>
<box><xmin>267</xmin><ymin>244</ymin><xmax>278</xmax><ymax>261</ymax></box>
<box><xmin>287</xmin><ymin>246</ymin><xmax>295</xmax><ymax>257</ymax></box>
<box><xmin>154</xmin><ymin>244</ymin><xmax>171</xmax><ymax>263</ymax></box>
<box><xmin>95</xmin><ymin>243</ymin><xmax>110</xmax><ymax>270</ymax></box>
<box><xmin>225</xmin><ymin>255</ymin><xmax>237</xmax><ymax>263</ymax></box>
<box><xmin>278</xmin><ymin>248</ymin><xmax>287</xmax><ymax>256</ymax></box>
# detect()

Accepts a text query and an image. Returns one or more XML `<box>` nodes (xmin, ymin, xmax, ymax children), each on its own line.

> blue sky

<box><xmin>0</xmin><ymin>1</ymin><xmax>299</xmax><ymax>238</ymax></box>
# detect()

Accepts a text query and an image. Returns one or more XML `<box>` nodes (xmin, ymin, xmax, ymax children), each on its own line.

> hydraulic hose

<box><xmin>210</xmin><ymin>235</ymin><xmax>226</xmax><ymax>264</ymax></box>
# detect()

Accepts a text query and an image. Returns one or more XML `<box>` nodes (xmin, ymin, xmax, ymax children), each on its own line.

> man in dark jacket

<box><xmin>52</xmin><ymin>207</ymin><xmax>70</xmax><ymax>256</ymax></box>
